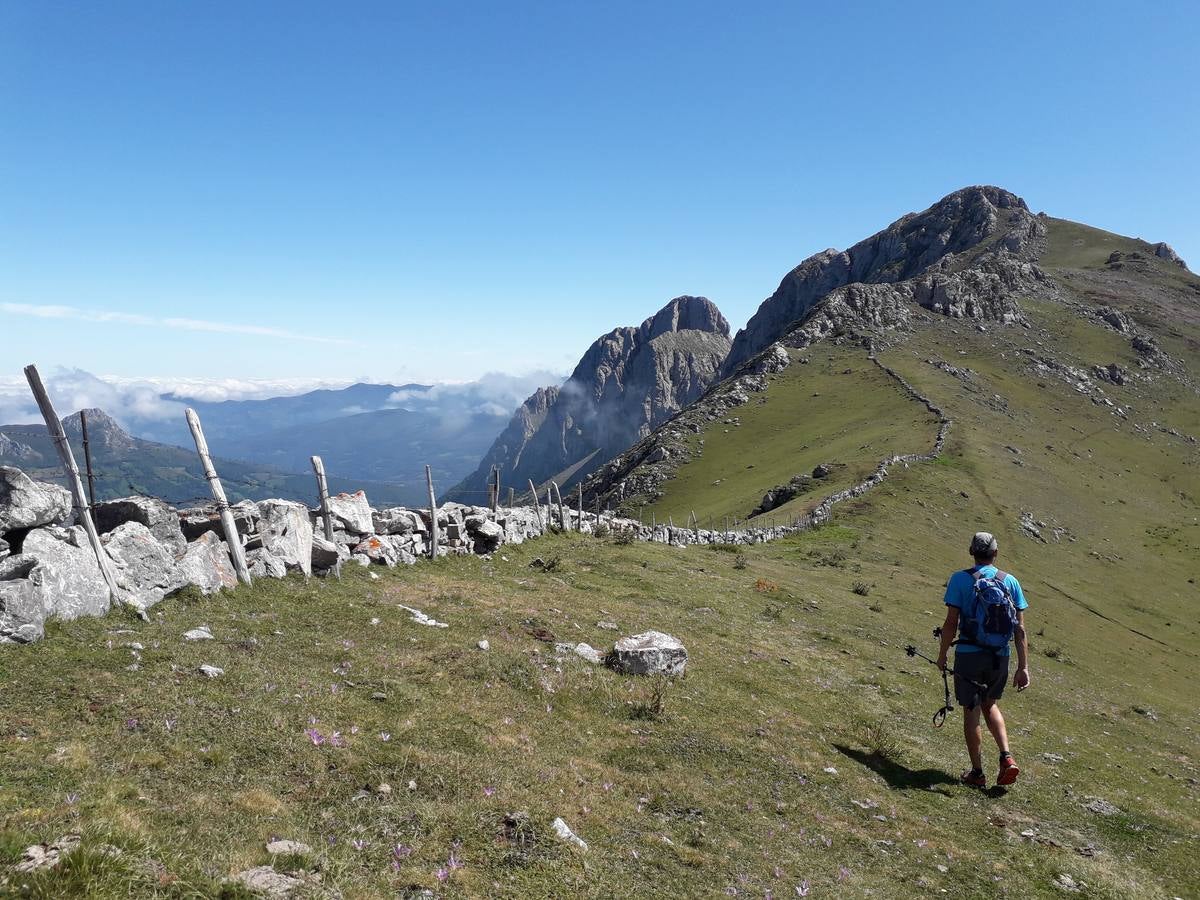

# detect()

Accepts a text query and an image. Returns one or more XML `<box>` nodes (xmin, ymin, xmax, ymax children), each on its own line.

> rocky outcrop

<box><xmin>176</xmin><ymin>532</ymin><xmax>238</xmax><ymax>595</ymax></box>
<box><xmin>608</xmin><ymin>631</ymin><xmax>688</xmax><ymax>676</ymax></box>
<box><xmin>1152</xmin><ymin>241</ymin><xmax>1188</xmax><ymax>270</ymax></box>
<box><xmin>0</xmin><ymin>526</ymin><xmax>111</xmax><ymax>643</ymax></box>
<box><xmin>723</xmin><ymin>186</ymin><xmax>1047</xmax><ymax>372</ymax></box>
<box><xmin>451</xmin><ymin>296</ymin><xmax>732</xmax><ymax>500</ymax></box>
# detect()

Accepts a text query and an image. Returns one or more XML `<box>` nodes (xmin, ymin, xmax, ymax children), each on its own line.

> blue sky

<box><xmin>2</xmin><ymin>0</ymin><xmax>1197</xmax><ymax>392</ymax></box>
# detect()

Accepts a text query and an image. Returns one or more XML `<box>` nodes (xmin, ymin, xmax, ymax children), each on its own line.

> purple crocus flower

<box><xmin>304</xmin><ymin>727</ymin><xmax>325</xmax><ymax>746</ymax></box>
<box><xmin>796</xmin><ymin>882</ymin><xmax>811</xmax><ymax>897</ymax></box>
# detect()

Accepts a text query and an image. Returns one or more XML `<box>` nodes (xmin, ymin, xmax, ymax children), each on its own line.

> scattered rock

<box><xmin>266</xmin><ymin>839</ymin><xmax>313</xmax><ymax>856</ymax></box>
<box><xmin>551</xmin><ymin>816</ymin><xmax>588</xmax><ymax>851</ymax></box>
<box><xmin>477</xmin><ymin>639</ymin><xmax>490</xmax><ymax>651</ymax></box>
<box><xmin>183</xmin><ymin>625</ymin><xmax>214</xmax><ymax>641</ymax></box>
<box><xmin>399</xmin><ymin>605</ymin><xmax>448</xmax><ymax>628</ymax></box>
<box><xmin>1052</xmin><ymin>873</ymin><xmax>1081</xmax><ymax>893</ymax></box>
<box><xmin>812</xmin><ymin>463</ymin><xmax>832</xmax><ymax>479</ymax></box>
<box><xmin>609</xmin><ymin>630</ymin><xmax>688</xmax><ymax>676</ymax></box>
<box><xmin>231</xmin><ymin>866</ymin><xmax>306</xmax><ymax>897</ymax></box>
<box><xmin>198</xmin><ymin>664</ymin><xmax>224</xmax><ymax>678</ymax></box>
<box><xmin>573</xmin><ymin>642</ymin><xmax>603</xmax><ymax>664</ymax></box>
<box><xmin>1083</xmin><ymin>797</ymin><xmax>1120</xmax><ymax>816</ymax></box>
<box><xmin>596</xmin><ymin>621</ymin><xmax>619</xmax><ymax>631</ymax></box>
<box><xmin>13</xmin><ymin>834</ymin><xmax>80</xmax><ymax>873</ymax></box>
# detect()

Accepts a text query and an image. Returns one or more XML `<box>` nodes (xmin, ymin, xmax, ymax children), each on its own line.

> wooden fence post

<box><xmin>551</xmin><ymin>481</ymin><xmax>565</xmax><ymax>531</ymax></box>
<box><xmin>507</xmin><ymin>487</ymin><xmax>514</xmax><ymax>507</ymax></box>
<box><xmin>310</xmin><ymin>455</ymin><xmax>341</xmax><ymax>579</ymax></box>
<box><xmin>79</xmin><ymin>410</ymin><xmax>97</xmax><ymax>509</ymax></box>
<box><xmin>23</xmin><ymin>365</ymin><xmax>124</xmax><ymax>605</ymax></box>
<box><xmin>425</xmin><ymin>465</ymin><xmax>439</xmax><ymax>559</ymax></box>
<box><xmin>491</xmin><ymin>467</ymin><xmax>501</xmax><ymax>513</ymax></box>
<box><xmin>577</xmin><ymin>483</ymin><xmax>583</xmax><ymax>532</ymax></box>
<box><xmin>185</xmin><ymin>407</ymin><xmax>252</xmax><ymax>585</ymax></box>
<box><xmin>528</xmin><ymin>479</ymin><xmax>544</xmax><ymax>529</ymax></box>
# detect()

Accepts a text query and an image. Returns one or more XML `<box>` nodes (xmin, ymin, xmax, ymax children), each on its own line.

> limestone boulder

<box><xmin>311</xmin><ymin>534</ymin><xmax>347</xmax><ymax>570</ymax></box>
<box><xmin>102</xmin><ymin>521</ymin><xmax>181</xmax><ymax>610</ymax></box>
<box><xmin>609</xmin><ymin>630</ymin><xmax>688</xmax><ymax>676</ymax></box>
<box><xmin>257</xmin><ymin>499</ymin><xmax>313</xmax><ymax>576</ymax></box>
<box><xmin>352</xmin><ymin>535</ymin><xmax>399</xmax><ymax>567</ymax></box>
<box><xmin>0</xmin><ymin>525</ymin><xmax>111</xmax><ymax>628</ymax></box>
<box><xmin>326</xmin><ymin>491</ymin><xmax>374</xmax><ymax>535</ymax></box>
<box><xmin>247</xmin><ymin>548</ymin><xmax>288</xmax><ymax>579</ymax></box>
<box><xmin>0</xmin><ymin>573</ymin><xmax>43</xmax><ymax>643</ymax></box>
<box><xmin>176</xmin><ymin>532</ymin><xmax>238</xmax><ymax>595</ymax></box>
<box><xmin>466</xmin><ymin>517</ymin><xmax>504</xmax><ymax>553</ymax></box>
<box><xmin>93</xmin><ymin>496</ymin><xmax>187</xmax><ymax>558</ymax></box>
<box><xmin>0</xmin><ymin>466</ymin><xmax>72</xmax><ymax>534</ymax></box>
<box><xmin>179</xmin><ymin>500</ymin><xmax>260</xmax><ymax>542</ymax></box>
<box><xmin>372</xmin><ymin>507</ymin><xmax>426</xmax><ymax>536</ymax></box>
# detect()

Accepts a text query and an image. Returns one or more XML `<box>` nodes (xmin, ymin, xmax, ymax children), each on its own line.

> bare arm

<box><xmin>936</xmin><ymin>607</ymin><xmax>958</xmax><ymax>671</ymax></box>
<box><xmin>1012</xmin><ymin>610</ymin><xmax>1030</xmax><ymax>690</ymax></box>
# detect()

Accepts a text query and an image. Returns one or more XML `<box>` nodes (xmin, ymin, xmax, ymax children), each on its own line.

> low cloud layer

<box><xmin>0</xmin><ymin>368</ymin><xmax>565</xmax><ymax>434</ymax></box>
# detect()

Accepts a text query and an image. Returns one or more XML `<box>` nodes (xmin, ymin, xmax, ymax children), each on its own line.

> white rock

<box><xmin>551</xmin><ymin>816</ymin><xmax>588</xmax><ymax>851</ymax></box>
<box><xmin>266</xmin><ymin>839</ymin><xmax>313</xmax><ymax>856</ymax></box>
<box><xmin>477</xmin><ymin>639</ymin><xmax>490</xmax><ymax>651</ymax></box>
<box><xmin>399</xmin><ymin>605</ymin><xmax>448</xmax><ymax>628</ymax></box>
<box><xmin>183</xmin><ymin>626</ymin><xmax>214</xmax><ymax>641</ymax></box>
<box><xmin>573</xmin><ymin>643</ymin><xmax>603</xmax><ymax>664</ymax></box>
<box><xmin>609</xmin><ymin>630</ymin><xmax>687</xmax><ymax>676</ymax></box>
<box><xmin>199</xmin><ymin>664</ymin><xmax>224</xmax><ymax>678</ymax></box>
<box><xmin>823</xmin><ymin>766</ymin><xmax>838</xmax><ymax>775</ymax></box>
<box><xmin>232</xmin><ymin>866</ymin><xmax>306</xmax><ymax>897</ymax></box>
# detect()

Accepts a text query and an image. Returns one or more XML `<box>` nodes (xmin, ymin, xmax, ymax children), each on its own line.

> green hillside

<box><xmin>1</xmin><ymin>216</ymin><xmax>1198</xmax><ymax>898</ymax></box>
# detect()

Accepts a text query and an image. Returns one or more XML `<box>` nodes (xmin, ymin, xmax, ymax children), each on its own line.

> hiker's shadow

<box><xmin>832</xmin><ymin>744</ymin><xmax>958</xmax><ymax>795</ymax></box>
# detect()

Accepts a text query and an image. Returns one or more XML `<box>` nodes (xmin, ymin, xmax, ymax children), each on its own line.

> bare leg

<box><xmin>981</xmin><ymin>700</ymin><xmax>1010</xmax><ymax>755</ymax></box>
<box><xmin>963</xmin><ymin>705</ymin><xmax>983</xmax><ymax>771</ymax></box>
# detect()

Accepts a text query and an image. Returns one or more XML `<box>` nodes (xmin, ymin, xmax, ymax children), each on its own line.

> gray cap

<box><xmin>970</xmin><ymin>532</ymin><xmax>998</xmax><ymax>555</ymax></box>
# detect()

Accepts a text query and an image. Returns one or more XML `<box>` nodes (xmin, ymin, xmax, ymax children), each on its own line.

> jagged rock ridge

<box><xmin>451</xmin><ymin>296</ymin><xmax>732</xmax><ymax>499</ymax></box>
<box><xmin>722</xmin><ymin>186</ymin><xmax>1048</xmax><ymax>373</ymax></box>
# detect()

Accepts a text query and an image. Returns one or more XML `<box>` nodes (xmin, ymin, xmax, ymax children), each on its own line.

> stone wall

<box><xmin>2</xmin><ymin>370</ymin><xmax>949</xmax><ymax>646</ymax></box>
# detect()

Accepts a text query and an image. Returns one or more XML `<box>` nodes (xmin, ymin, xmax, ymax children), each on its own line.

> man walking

<box><xmin>937</xmin><ymin>532</ymin><xmax>1030</xmax><ymax>787</ymax></box>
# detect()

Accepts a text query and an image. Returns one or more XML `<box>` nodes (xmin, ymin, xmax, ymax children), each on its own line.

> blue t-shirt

<box><xmin>944</xmin><ymin>564</ymin><xmax>1028</xmax><ymax>656</ymax></box>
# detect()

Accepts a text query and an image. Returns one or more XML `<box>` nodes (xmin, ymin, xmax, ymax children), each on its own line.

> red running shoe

<box><xmin>997</xmin><ymin>755</ymin><xmax>1020</xmax><ymax>786</ymax></box>
<box><xmin>961</xmin><ymin>769</ymin><xmax>986</xmax><ymax>788</ymax></box>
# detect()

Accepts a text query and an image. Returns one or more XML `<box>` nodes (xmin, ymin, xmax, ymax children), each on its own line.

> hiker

<box><xmin>937</xmin><ymin>531</ymin><xmax>1029</xmax><ymax>787</ymax></box>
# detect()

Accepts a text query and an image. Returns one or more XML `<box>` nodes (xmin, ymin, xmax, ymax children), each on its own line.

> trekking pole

<box><xmin>903</xmin><ymin>626</ymin><xmax>990</xmax><ymax>729</ymax></box>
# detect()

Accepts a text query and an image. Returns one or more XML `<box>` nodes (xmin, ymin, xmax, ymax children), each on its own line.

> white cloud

<box><xmin>1</xmin><ymin>302</ymin><xmax>354</xmax><ymax>346</ymax></box>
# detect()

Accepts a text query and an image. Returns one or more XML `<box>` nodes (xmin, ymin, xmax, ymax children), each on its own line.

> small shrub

<box><xmin>629</xmin><ymin>675</ymin><xmax>672</xmax><ymax>720</ymax></box>
<box><xmin>593</xmin><ymin>521</ymin><xmax>611</xmax><ymax>538</ymax></box>
<box><xmin>867</xmin><ymin>603</ymin><xmax>882</xmax><ymax>613</ymax></box>
<box><xmin>753</xmin><ymin>578</ymin><xmax>779</xmax><ymax>593</ymax></box>
<box><xmin>855</xmin><ymin>717</ymin><xmax>904</xmax><ymax>763</ymax></box>
<box><xmin>761</xmin><ymin>604</ymin><xmax>784</xmax><ymax>622</ymax></box>
<box><xmin>1042</xmin><ymin>645</ymin><xmax>1073</xmax><ymax>664</ymax></box>
<box><xmin>852</xmin><ymin>581</ymin><xmax>872</xmax><ymax>596</ymax></box>
<box><xmin>613</xmin><ymin>529</ymin><xmax>636</xmax><ymax>546</ymax></box>
<box><xmin>733</xmin><ymin>554</ymin><xmax>748</xmax><ymax>570</ymax></box>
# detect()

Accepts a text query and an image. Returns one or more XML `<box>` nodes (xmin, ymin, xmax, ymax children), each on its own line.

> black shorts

<box><xmin>953</xmin><ymin>651</ymin><xmax>1009</xmax><ymax>708</ymax></box>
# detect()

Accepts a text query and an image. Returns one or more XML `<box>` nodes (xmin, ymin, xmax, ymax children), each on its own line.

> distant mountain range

<box><xmin>0</xmin><ymin>408</ymin><xmax>414</xmax><ymax>506</ymax></box>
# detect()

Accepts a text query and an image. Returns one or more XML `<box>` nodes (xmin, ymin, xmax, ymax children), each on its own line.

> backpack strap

<box><xmin>993</xmin><ymin>570</ymin><xmax>1008</xmax><ymax>582</ymax></box>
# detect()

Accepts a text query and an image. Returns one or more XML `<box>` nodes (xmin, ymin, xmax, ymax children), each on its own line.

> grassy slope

<box><xmin>2</xmin><ymin>223</ymin><xmax>1198</xmax><ymax>898</ymax></box>
<box><xmin>641</xmin><ymin>347</ymin><xmax>941</xmax><ymax>526</ymax></box>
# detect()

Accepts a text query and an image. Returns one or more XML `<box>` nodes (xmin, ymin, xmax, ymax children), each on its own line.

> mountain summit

<box><xmin>722</xmin><ymin>186</ymin><xmax>1045</xmax><ymax>373</ymax></box>
<box><xmin>450</xmin><ymin>296</ymin><xmax>731</xmax><ymax>500</ymax></box>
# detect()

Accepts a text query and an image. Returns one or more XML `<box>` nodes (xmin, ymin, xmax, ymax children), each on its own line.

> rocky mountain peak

<box><xmin>450</xmin><ymin>297</ymin><xmax>733</xmax><ymax>499</ymax></box>
<box><xmin>641</xmin><ymin>295</ymin><xmax>730</xmax><ymax>341</ymax></box>
<box><xmin>63</xmin><ymin>409</ymin><xmax>137</xmax><ymax>452</ymax></box>
<box><xmin>722</xmin><ymin>185</ymin><xmax>1044</xmax><ymax>373</ymax></box>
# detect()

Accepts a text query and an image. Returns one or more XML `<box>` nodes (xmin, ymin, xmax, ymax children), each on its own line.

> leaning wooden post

<box><xmin>79</xmin><ymin>410</ymin><xmax>97</xmax><ymax>509</ymax></box>
<box><xmin>184</xmin><ymin>407</ymin><xmax>252</xmax><ymax>585</ymax></box>
<box><xmin>528</xmin><ymin>479</ymin><xmax>544</xmax><ymax>529</ymax></box>
<box><xmin>551</xmin><ymin>481</ymin><xmax>565</xmax><ymax>530</ymax></box>
<box><xmin>310</xmin><ymin>455</ymin><xmax>341</xmax><ymax>580</ymax></box>
<box><xmin>425</xmin><ymin>465</ymin><xmax>439</xmax><ymax>559</ymax></box>
<box><xmin>23</xmin><ymin>365</ymin><xmax>124</xmax><ymax>605</ymax></box>
<box><xmin>577</xmin><ymin>484</ymin><xmax>584</xmax><ymax>532</ymax></box>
